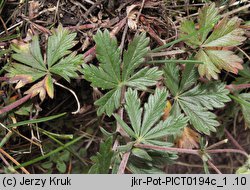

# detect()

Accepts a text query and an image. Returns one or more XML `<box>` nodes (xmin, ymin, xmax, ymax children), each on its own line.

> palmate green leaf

<box><xmin>83</xmin><ymin>30</ymin><xmax>161</xmax><ymax>116</ymax></box>
<box><xmin>126</xmin><ymin>67</ymin><xmax>162</xmax><ymax>91</ymax></box>
<box><xmin>122</xmin><ymin>33</ymin><xmax>150</xmax><ymax>81</ymax></box>
<box><xmin>179</xmin><ymin>63</ymin><xmax>199</xmax><ymax>93</ymax></box>
<box><xmin>124</xmin><ymin>88</ymin><xmax>142</xmax><ymax>137</ymax></box>
<box><xmin>5</xmin><ymin>26</ymin><xmax>82</xmax><ymax>101</ymax></box>
<box><xmin>47</xmin><ymin>25</ymin><xmax>77</xmax><ymax>68</ymax></box>
<box><xmin>115</xmin><ymin>88</ymin><xmax>187</xmax><ymax>173</ymax></box>
<box><xmin>6</xmin><ymin>63</ymin><xmax>46</xmax><ymax>88</ymax></box>
<box><xmin>93</xmin><ymin>30</ymin><xmax>121</xmax><ymax>83</ymax></box>
<box><xmin>179</xmin><ymin>82</ymin><xmax>231</xmax><ymax>110</ymax></box>
<box><xmin>196</xmin><ymin>49</ymin><xmax>243</xmax><ymax>80</ymax></box>
<box><xmin>140</xmin><ymin>88</ymin><xmax>168</xmax><ymax>137</ymax></box>
<box><xmin>116</xmin><ymin>88</ymin><xmax>187</xmax><ymax>142</ymax></box>
<box><xmin>143</xmin><ymin>114</ymin><xmax>188</xmax><ymax>140</ymax></box>
<box><xmin>11</xmin><ymin>36</ymin><xmax>46</xmax><ymax>71</ymax></box>
<box><xmin>180</xmin><ymin>3</ymin><xmax>246</xmax><ymax>80</ymax></box>
<box><xmin>198</xmin><ymin>3</ymin><xmax>220</xmax><ymax>43</ymax></box>
<box><xmin>203</xmin><ymin>17</ymin><xmax>245</xmax><ymax>47</ymax></box>
<box><xmin>180</xmin><ymin>20</ymin><xmax>201</xmax><ymax>47</ymax></box>
<box><xmin>88</xmin><ymin>136</ymin><xmax>114</xmax><ymax>174</ymax></box>
<box><xmin>83</xmin><ymin>64</ymin><xmax>118</xmax><ymax>89</ymax></box>
<box><xmin>178</xmin><ymin>100</ymin><xmax>219</xmax><ymax>134</ymax></box>
<box><xmin>163</xmin><ymin>62</ymin><xmax>179</xmax><ymax>96</ymax></box>
<box><xmin>95</xmin><ymin>88</ymin><xmax>121</xmax><ymax>117</ymax></box>
<box><xmin>163</xmin><ymin>64</ymin><xmax>231</xmax><ymax>134</ymax></box>
<box><xmin>50</xmin><ymin>52</ymin><xmax>82</xmax><ymax>82</ymax></box>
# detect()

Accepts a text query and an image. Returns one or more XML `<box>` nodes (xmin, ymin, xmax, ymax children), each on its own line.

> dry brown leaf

<box><xmin>175</xmin><ymin>127</ymin><xmax>200</xmax><ymax>149</ymax></box>
<box><xmin>25</xmin><ymin>79</ymin><xmax>46</xmax><ymax>101</ymax></box>
<box><xmin>126</xmin><ymin>5</ymin><xmax>139</xmax><ymax>30</ymax></box>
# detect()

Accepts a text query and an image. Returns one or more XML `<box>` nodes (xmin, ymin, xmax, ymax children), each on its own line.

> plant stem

<box><xmin>207</xmin><ymin>149</ymin><xmax>249</xmax><ymax>158</ymax></box>
<box><xmin>135</xmin><ymin>143</ymin><xmax>200</xmax><ymax>155</ymax></box>
<box><xmin>207</xmin><ymin>160</ymin><xmax>222</xmax><ymax>174</ymax></box>
<box><xmin>135</xmin><ymin>143</ymin><xmax>249</xmax><ymax>158</ymax></box>
<box><xmin>117</xmin><ymin>152</ymin><xmax>130</xmax><ymax>174</ymax></box>
<box><xmin>0</xmin><ymin>94</ymin><xmax>31</xmax><ymax>115</ymax></box>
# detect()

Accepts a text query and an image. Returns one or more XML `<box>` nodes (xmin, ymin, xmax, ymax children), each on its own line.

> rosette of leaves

<box><xmin>83</xmin><ymin>30</ymin><xmax>162</xmax><ymax>116</ymax></box>
<box><xmin>163</xmin><ymin>63</ymin><xmax>231</xmax><ymax>134</ymax></box>
<box><xmin>180</xmin><ymin>3</ymin><xmax>246</xmax><ymax>80</ymax></box>
<box><xmin>113</xmin><ymin>88</ymin><xmax>188</xmax><ymax>173</ymax></box>
<box><xmin>5</xmin><ymin>25</ymin><xmax>83</xmax><ymax>101</ymax></box>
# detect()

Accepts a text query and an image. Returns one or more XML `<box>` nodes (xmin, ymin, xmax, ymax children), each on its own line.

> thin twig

<box><xmin>135</xmin><ymin>0</ymin><xmax>146</xmax><ymax>24</ymax></box>
<box><xmin>207</xmin><ymin>139</ymin><xmax>228</xmax><ymax>150</ymax></box>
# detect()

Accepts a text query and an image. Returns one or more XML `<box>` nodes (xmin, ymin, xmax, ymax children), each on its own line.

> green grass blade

<box><xmin>13</xmin><ymin>135</ymin><xmax>85</xmax><ymax>169</ymax></box>
<box><xmin>7</xmin><ymin>113</ymin><xmax>66</xmax><ymax>129</ymax></box>
<box><xmin>38</xmin><ymin>127</ymin><xmax>73</xmax><ymax>140</ymax></box>
<box><xmin>42</xmin><ymin>131</ymin><xmax>88</xmax><ymax>166</ymax></box>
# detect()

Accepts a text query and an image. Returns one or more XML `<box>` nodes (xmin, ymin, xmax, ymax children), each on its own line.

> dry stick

<box><xmin>0</xmin><ymin>148</ymin><xmax>30</xmax><ymax>174</ymax></box>
<box><xmin>0</xmin><ymin>94</ymin><xmax>32</xmax><ymax>115</ymax></box>
<box><xmin>0</xmin><ymin>16</ymin><xmax>8</xmax><ymax>35</ymax></box>
<box><xmin>224</xmin><ymin>128</ymin><xmax>246</xmax><ymax>152</ymax></box>
<box><xmin>207</xmin><ymin>160</ymin><xmax>222</xmax><ymax>174</ymax></box>
<box><xmin>0</xmin><ymin>21</ymin><xmax>23</xmax><ymax>36</ymax></box>
<box><xmin>221</xmin><ymin>2</ymin><xmax>250</xmax><ymax>18</ymax></box>
<box><xmin>66</xmin><ymin>23</ymin><xmax>98</xmax><ymax>31</ymax></box>
<box><xmin>83</xmin><ymin>0</ymin><xmax>104</xmax><ymax>18</ymax></box>
<box><xmin>135</xmin><ymin>0</ymin><xmax>146</xmax><ymax>24</ymax></box>
<box><xmin>237</xmin><ymin>47</ymin><xmax>250</xmax><ymax>61</ymax></box>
